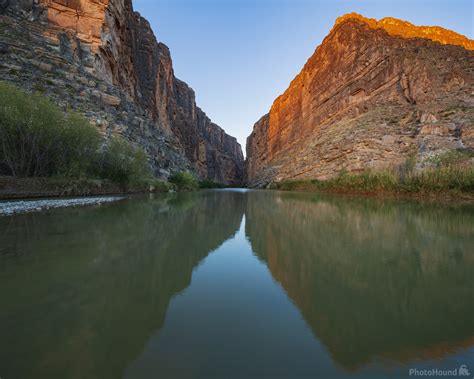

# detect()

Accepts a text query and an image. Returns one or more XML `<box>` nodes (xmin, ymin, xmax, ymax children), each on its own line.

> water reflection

<box><xmin>0</xmin><ymin>190</ymin><xmax>473</xmax><ymax>379</ymax></box>
<box><xmin>0</xmin><ymin>191</ymin><xmax>245</xmax><ymax>379</ymax></box>
<box><xmin>245</xmin><ymin>191</ymin><xmax>474</xmax><ymax>369</ymax></box>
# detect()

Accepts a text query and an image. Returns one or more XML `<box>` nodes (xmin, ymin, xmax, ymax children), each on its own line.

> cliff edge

<box><xmin>246</xmin><ymin>13</ymin><xmax>473</xmax><ymax>187</ymax></box>
<box><xmin>0</xmin><ymin>0</ymin><xmax>244</xmax><ymax>184</ymax></box>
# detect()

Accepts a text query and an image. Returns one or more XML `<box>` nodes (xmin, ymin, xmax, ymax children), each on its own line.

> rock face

<box><xmin>0</xmin><ymin>0</ymin><xmax>244</xmax><ymax>184</ymax></box>
<box><xmin>246</xmin><ymin>13</ymin><xmax>474</xmax><ymax>187</ymax></box>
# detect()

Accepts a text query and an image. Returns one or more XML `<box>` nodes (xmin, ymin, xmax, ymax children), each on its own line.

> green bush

<box><xmin>0</xmin><ymin>81</ymin><xmax>101</xmax><ymax>177</ymax></box>
<box><xmin>427</xmin><ymin>149</ymin><xmax>474</xmax><ymax>168</ymax></box>
<box><xmin>56</xmin><ymin>113</ymin><xmax>103</xmax><ymax>177</ymax></box>
<box><xmin>169</xmin><ymin>171</ymin><xmax>199</xmax><ymax>191</ymax></box>
<box><xmin>147</xmin><ymin>179</ymin><xmax>175</xmax><ymax>193</ymax></box>
<box><xmin>0</xmin><ymin>82</ymin><xmax>154</xmax><ymax>189</ymax></box>
<box><xmin>199</xmin><ymin>179</ymin><xmax>225</xmax><ymax>189</ymax></box>
<box><xmin>98</xmin><ymin>137</ymin><xmax>150</xmax><ymax>189</ymax></box>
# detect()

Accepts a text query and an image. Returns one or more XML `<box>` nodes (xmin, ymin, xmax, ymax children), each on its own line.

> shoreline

<box><xmin>0</xmin><ymin>176</ymin><xmax>170</xmax><ymax>201</ymax></box>
<box><xmin>268</xmin><ymin>186</ymin><xmax>474</xmax><ymax>204</ymax></box>
<box><xmin>0</xmin><ymin>188</ymin><xmax>148</xmax><ymax>201</ymax></box>
<box><xmin>3</xmin><ymin>176</ymin><xmax>473</xmax><ymax>205</ymax></box>
<box><xmin>0</xmin><ymin>196</ymin><xmax>126</xmax><ymax>216</ymax></box>
<box><xmin>266</xmin><ymin>168</ymin><xmax>474</xmax><ymax>204</ymax></box>
<box><xmin>0</xmin><ymin>189</ymin><xmax>137</xmax><ymax>201</ymax></box>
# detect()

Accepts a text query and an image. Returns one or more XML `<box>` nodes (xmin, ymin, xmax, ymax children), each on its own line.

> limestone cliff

<box><xmin>246</xmin><ymin>13</ymin><xmax>474</xmax><ymax>187</ymax></box>
<box><xmin>0</xmin><ymin>0</ymin><xmax>244</xmax><ymax>184</ymax></box>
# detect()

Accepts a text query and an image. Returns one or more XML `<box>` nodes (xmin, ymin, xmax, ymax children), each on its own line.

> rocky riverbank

<box><xmin>0</xmin><ymin>177</ymin><xmax>127</xmax><ymax>200</ymax></box>
<box><xmin>0</xmin><ymin>196</ymin><xmax>124</xmax><ymax>216</ymax></box>
<box><xmin>0</xmin><ymin>173</ymin><xmax>227</xmax><ymax>202</ymax></box>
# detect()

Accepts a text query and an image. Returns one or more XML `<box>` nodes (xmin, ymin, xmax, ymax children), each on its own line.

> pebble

<box><xmin>0</xmin><ymin>197</ymin><xmax>125</xmax><ymax>217</ymax></box>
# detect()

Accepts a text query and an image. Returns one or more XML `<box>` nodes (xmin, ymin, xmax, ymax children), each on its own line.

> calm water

<box><xmin>0</xmin><ymin>190</ymin><xmax>473</xmax><ymax>379</ymax></box>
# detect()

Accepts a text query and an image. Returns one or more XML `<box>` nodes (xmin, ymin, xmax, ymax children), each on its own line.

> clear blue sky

<box><xmin>133</xmin><ymin>0</ymin><xmax>473</xmax><ymax>151</ymax></box>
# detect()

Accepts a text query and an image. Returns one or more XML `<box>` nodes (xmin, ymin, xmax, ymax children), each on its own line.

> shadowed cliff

<box><xmin>0</xmin><ymin>0</ymin><xmax>244</xmax><ymax>184</ymax></box>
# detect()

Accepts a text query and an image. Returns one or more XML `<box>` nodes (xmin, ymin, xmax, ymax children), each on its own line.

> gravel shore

<box><xmin>0</xmin><ymin>197</ymin><xmax>125</xmax><ymax>216</ymax></box>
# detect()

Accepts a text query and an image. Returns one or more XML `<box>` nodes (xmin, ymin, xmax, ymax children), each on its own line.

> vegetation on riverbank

<box><xmin>167</xmin><ymin>171</ymin><xmax>229</xmax><ymax>191</ymax></box>
<box><xmin>269</xmin><ymin>160</ymin><xmax>474</xmax><ymax>199</ymax></box>
<box><xmin>0</xmin><ymin>82</ymin><xmax>229</xmax><ymax>198</ymax></box>
<box><xmin>0</xmin><ymin>82</ymin><xmax>151</xmax><ymax>187</ymax></box>
<box><xmin>198</xmin><ymin>179</ymin><xmax>226</xmax><ymax>189</ymax></box>
<box><xmin>169</xmin><ymin>171</ymin><xmax>199</xmax><ymax>191</ymax></box>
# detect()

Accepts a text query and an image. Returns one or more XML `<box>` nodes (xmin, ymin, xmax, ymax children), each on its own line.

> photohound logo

<box><xmin>409</xmin><ymin>364</ymin><xmax>471</xmax><ymax>377</ymax></box>
<box><xmin>459</xmin><ymin>365</ymin><xmax>471</xmax><ymax>376</ymax></box>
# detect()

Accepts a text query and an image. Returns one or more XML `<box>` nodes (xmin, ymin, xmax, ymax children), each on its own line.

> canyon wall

<box><xmin>246</xmin><ymin>13</ymin><xmax>474</xmax><ymax>187</ymax></box>
<box><xmin>0</xmin><ymin>0</ymin><xmax>244</xmax><ymax>184</ymax></box>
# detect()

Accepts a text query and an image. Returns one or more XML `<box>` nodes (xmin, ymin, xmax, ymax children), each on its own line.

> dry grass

<box><xmin>270</xmin><ymin>165</ymin><xmax>474</xmax><ymax>196</ymax></box>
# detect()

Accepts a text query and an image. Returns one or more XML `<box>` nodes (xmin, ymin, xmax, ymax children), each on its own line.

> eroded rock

<box><xmin>1</xmin><ymin>0</ymin><xmax>244</xmax><ymax>184</ymax></box>
<box><xmin>246</xmin><ymin>13</ymin><xmax>474</xmax><ymax>187</ymax></box>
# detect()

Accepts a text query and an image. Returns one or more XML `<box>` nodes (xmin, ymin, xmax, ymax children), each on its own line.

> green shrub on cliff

<box><xmin>199</xmin><ymin>179</ymin><xmax>225</xmax><ymax>189</ymax></box>
<box><xmin>97</xmin><ymin>137</ymin><xmax>150</xmax><ymax>189</ymax></box>
<box><xmin>169</xmin><ymin>171</ymin><xmax>199</xmax><ymax>191</ymax></box>
<box><xmin>0</xmin><ymin>82</ymin><xmax>153</xmax><ymax>189</ymax></box>
<box><xmin>143</xmin><ymin>178</ymin><xmax>175</xmax><ymax>193</ymax></box>
<box><xmin>56</xmin><ymin>113</ymin><xmax>103</xmax><ymax>177</ymax></box>
<box><xmin>0</xmin><ymin>81</ymin><xmax>101</xmax><ymax>177</ymax></box>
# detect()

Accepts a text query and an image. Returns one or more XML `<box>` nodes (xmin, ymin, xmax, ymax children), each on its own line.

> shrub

<box><xmin>199</xmin><ymin>179</ymin><xmax>225</xmax><ymax>189</ymax></box>
<box><xmin>147</xmin><ymin>179</ymin><xmax>175</xmax><ymax>193</ymax></box>
<box><xmin>55</xmin><ymin>112</ymin><xmax>102</xmax><ymax>177</ymax></box>
<box><xmin>0</xmin><ymin>82</ymin><xmax>153</xmax><ymax>189</ymax></box>
<box><xmin>427</xmin><ymin>149</ymin><xmax>474</xmax><ymax>168</ymax></box>
<box><xmin>0</xmin><ymin>81</ymin><xmax>101</xmax><ymax>177</ymax></box>
<box><xmin>98</xmin><ymin>137</ymin><xmax>151</xmax><ymax>189</ymax></box>
<box><xmin>169</xmin><ymin>171</ymin><xmax>199</xmax><ymax>191</ymax></box>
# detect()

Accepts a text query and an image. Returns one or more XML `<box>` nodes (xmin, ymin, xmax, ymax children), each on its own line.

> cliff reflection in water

<box><xmin>0</xmin><ymin>190</ymin><xmax>473</xmax><ymax>378</ymax></box>
<box><xmin>0</xmin><ymin>191</ymin><xmax>245</xmax><ymax>379</ymax></box>
<box><xmin>245</xmin><ymin>191</ymin><xmax>474</xmax><ymax>369</ymax></box>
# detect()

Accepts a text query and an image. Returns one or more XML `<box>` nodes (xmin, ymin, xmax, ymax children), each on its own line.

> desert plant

<box><xmin>98</xmin><ymin>137</ymin><xmax>151</xmax><ymax>189</ymax></box>
<box><xmin>54</xmin><ymin>112</ymin><xmax>102</xmax><ymax>177</ymax></box>
<box><xmin>0</xmin><ymin>81</ymin><xmax>101</xmax><ymax>177</ymax></box>
<box><xmin>427</xmin><ymin>149</ymin><xmax>474</xmax><ymax>168</ymax></box>
<box><xmin>199</xmin><ymin>179</ymin><xmax>225</xmax><ymax>189</ymax></box>
<box><xmin>169</xmin><ymin>171</ymin><xmax>199</xmax><ymax>191</ymax></box>
<box><xmin>0</xmin><ymin>82</ymin><xmax>155</xmax><ymax>190</ymax></box>
<box><xmin>147</xmin><ymin>179</ymin><xmax>175</xmax><ymax>193</ymax></box>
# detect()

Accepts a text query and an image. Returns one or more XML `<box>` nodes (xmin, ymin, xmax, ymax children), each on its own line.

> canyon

<box><xmin>246</xmin><ymin>13</ymin><xmax>474</xmax><ymax>187</ymax></box>
<box><xmin>0</xmin><ymin>0</ymin><xmax>244</xmax><ymax>184</ymax></box>
<box><xmin>0</xmin><ymin>3</ymin><xmax>473</xmax><ymax>189</ymax></box>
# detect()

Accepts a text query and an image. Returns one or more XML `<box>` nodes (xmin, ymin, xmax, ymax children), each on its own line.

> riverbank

<box><xmin>0</xmin><ymin>176</ymin><xmax>173</xmax><ymax>201</ymax></box>
<box><xmin>0</xmin><ymin>197</ymin><xmax>125</xmax><ymax>216</ymax></box>
<box><xmin>271</xmin><ymin>185</ymin><xmax>474</xmax><ymax>203</ymax></box>
<box><xmin>0</xmin><ymin>174</ymin><xmax>234</xmax><ymax>201</ymax></box>
<box><xmin>268</xmin><ymin>167</ymin><xmax>474</xmax><ymax>202</ymax></box>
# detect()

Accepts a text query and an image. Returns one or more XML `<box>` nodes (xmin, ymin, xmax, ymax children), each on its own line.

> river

<box><xmin>0</xmin><ymin>189</ymin><xmax>473</xmax><ymax>379</ymax></box>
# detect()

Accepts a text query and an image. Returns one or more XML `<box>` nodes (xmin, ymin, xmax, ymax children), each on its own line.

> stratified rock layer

<box><xmin>246</xmin><ymin>13</ymin><xmax>474</xmax><ymax>187</ymax></box>
<box><xmin>0</xmin><ymin>0</ymin><xmax>244</xmax><ymax>184</ymax></box>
